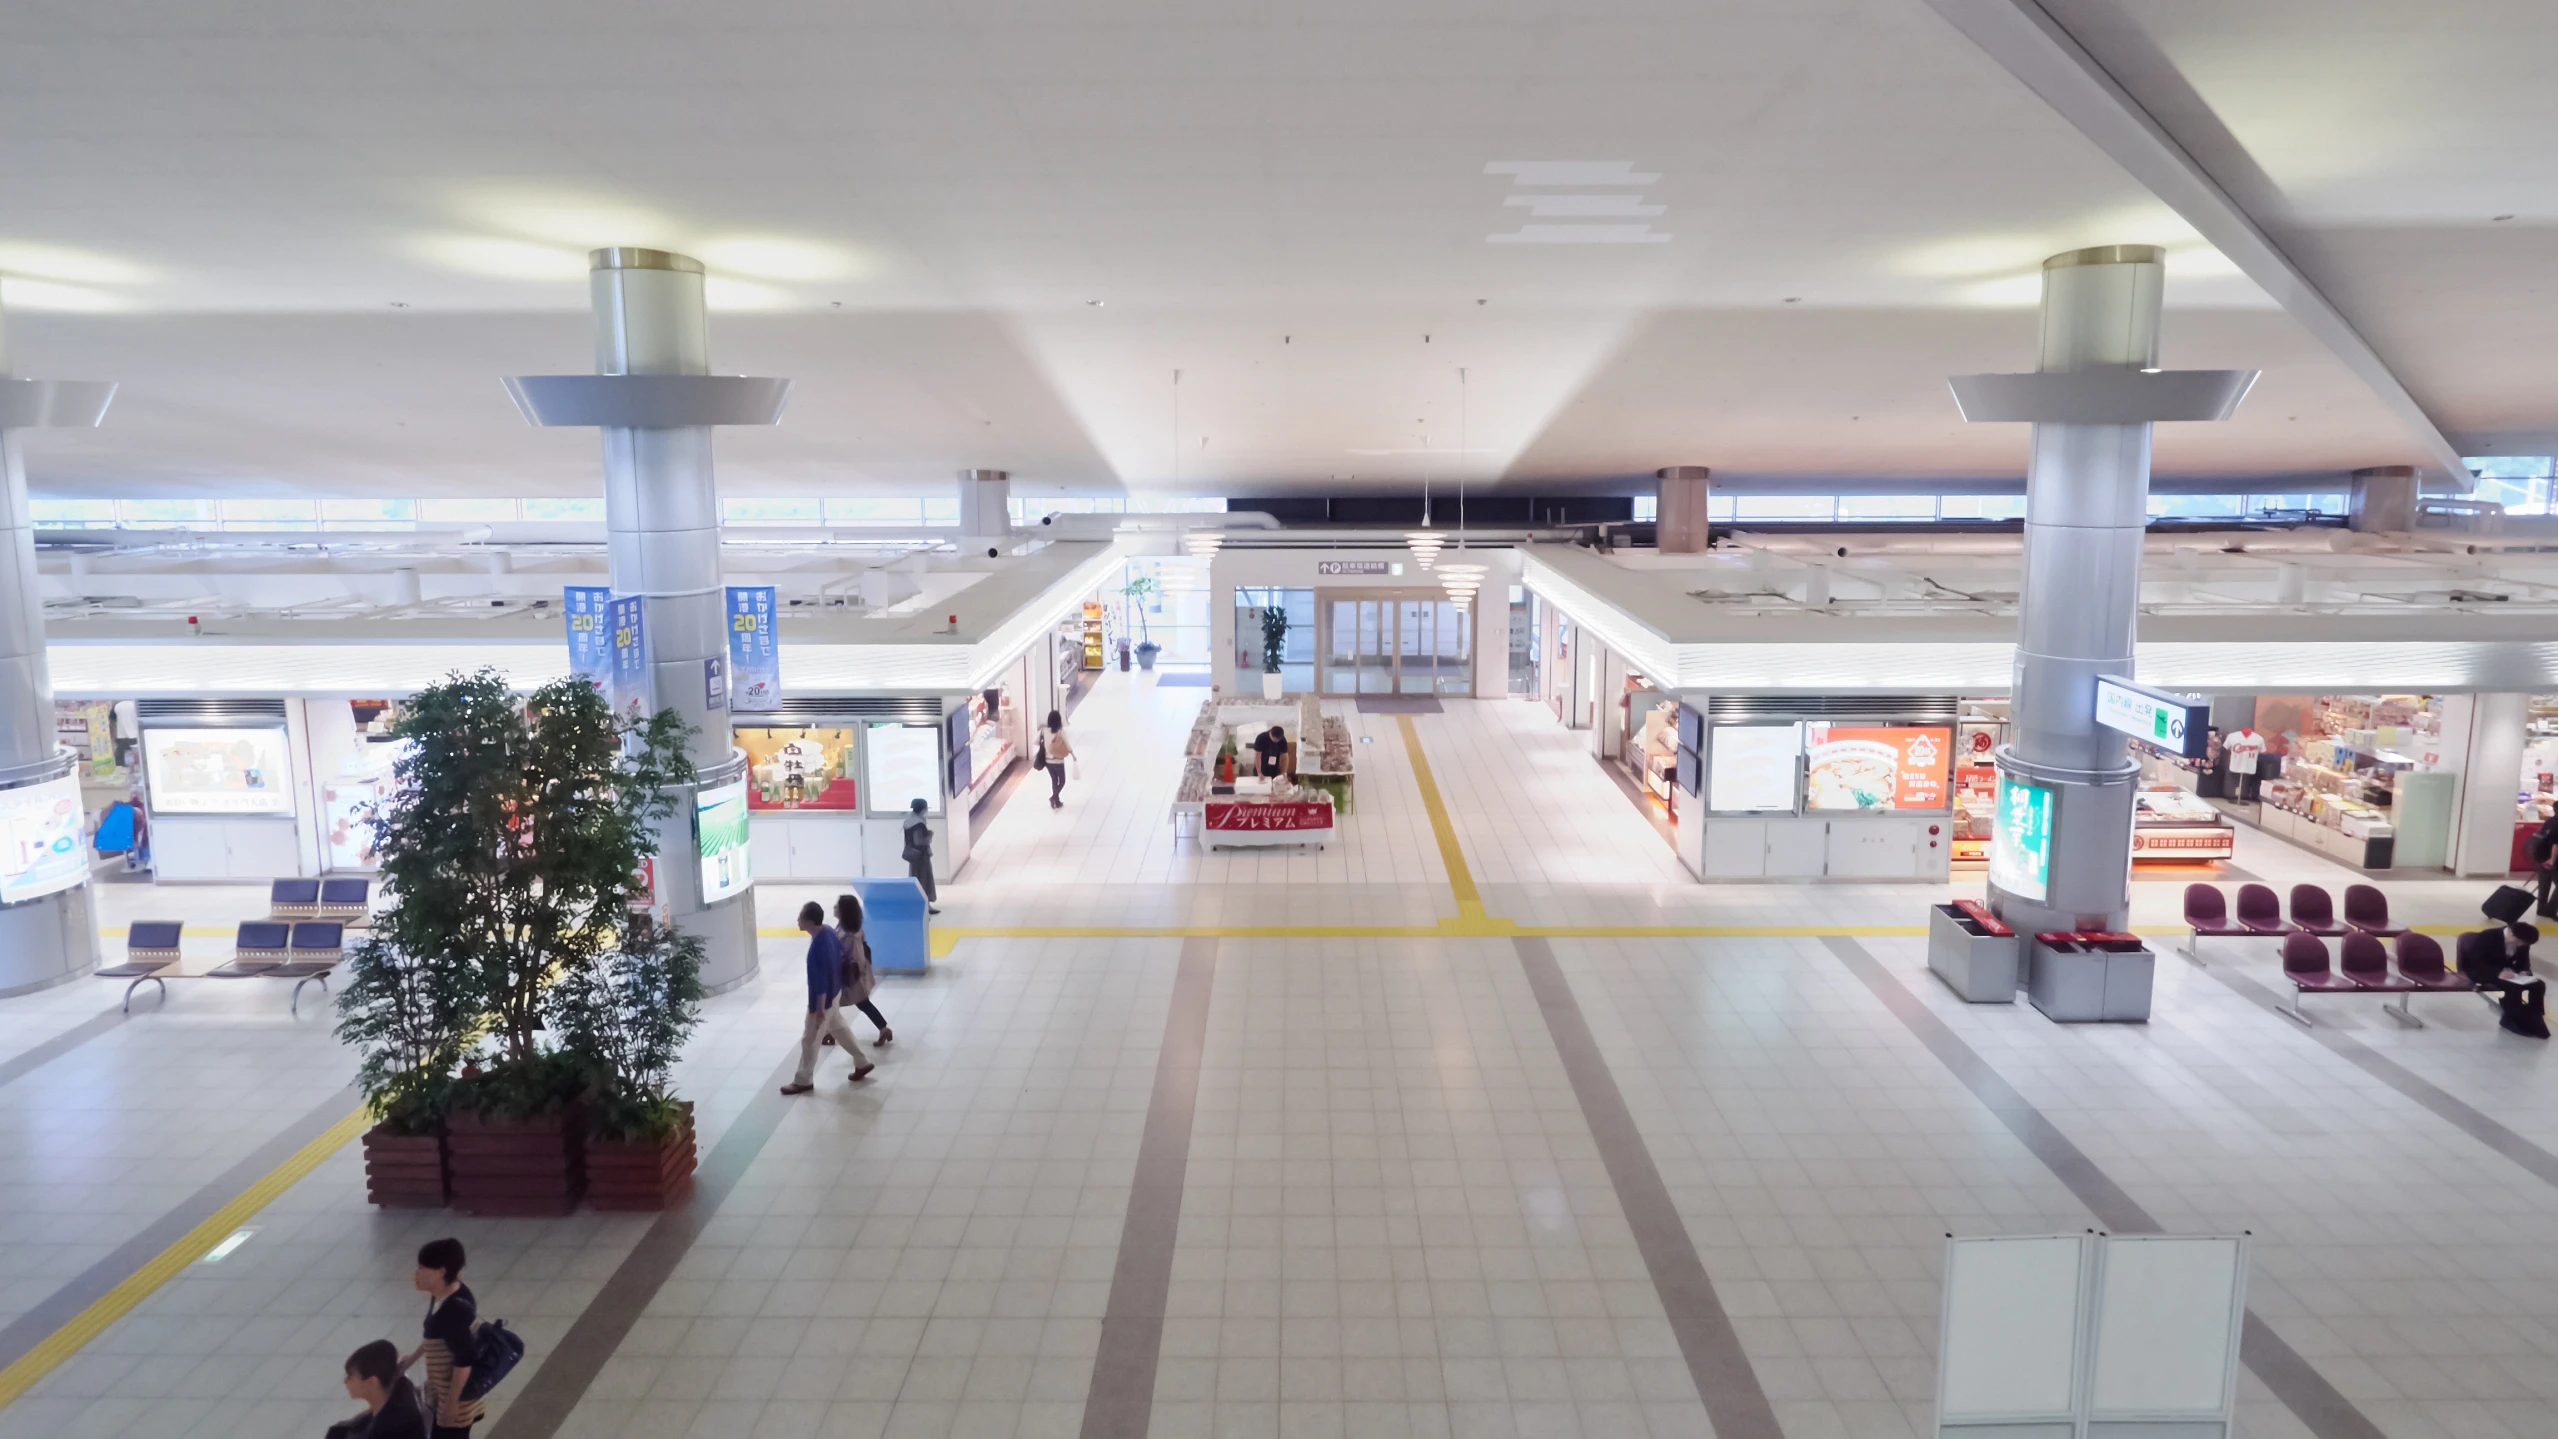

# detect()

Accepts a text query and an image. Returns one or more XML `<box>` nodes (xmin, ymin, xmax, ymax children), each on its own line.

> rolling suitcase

<box><xmin>2483</xmin><ymin>884</ymin><xmax>2534</xmax><ymax>924</ymax></box>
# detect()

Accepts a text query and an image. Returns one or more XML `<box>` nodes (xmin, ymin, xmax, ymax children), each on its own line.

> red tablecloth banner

<box><xmin>1205</xmin><ymin>800</ymin><xmax>1332</xmax><ymax>831</ymax></box>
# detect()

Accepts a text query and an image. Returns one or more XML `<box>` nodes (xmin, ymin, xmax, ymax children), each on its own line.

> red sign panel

<box><xmin>1205</xmin><ymin>801</ymin><xmax>1333</xmax><ymax>832</ymax></box>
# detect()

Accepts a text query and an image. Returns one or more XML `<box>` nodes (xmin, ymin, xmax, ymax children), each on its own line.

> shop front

<box><xmin>1685</xmin><ymin>701</ymin><xmax>1957</xmax><ymax>881</ymax></box>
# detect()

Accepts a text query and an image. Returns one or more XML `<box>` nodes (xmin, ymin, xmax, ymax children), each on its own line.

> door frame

<box><xmin>1314</xmin><ymin>587</ymin><xmax>1475</xmax><ymax>696</ymax></box>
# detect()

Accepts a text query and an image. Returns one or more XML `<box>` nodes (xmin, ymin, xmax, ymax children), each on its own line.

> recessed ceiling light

<box><xmin>389</xmin><ymin>301</ymin><xmax>408</xmax><ymax>308</ymax></box>
<box><xmin>1086</xmin><ymin>299</ymin><xmax>1105</xmax><ymax>307</ymax></box>
<box><xmin>1782</xmin><ymin>297</ymin><xmax>1800</xmax><ymax>304</ymax></box>
<box><xmin>2493</xmin><ymin>214</ymin><xmax>2515</xmax><ymax>222</ymax></box>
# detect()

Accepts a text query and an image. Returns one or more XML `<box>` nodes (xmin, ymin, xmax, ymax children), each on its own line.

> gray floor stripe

<box><xmin>1515</xmin><ymin>937</ymin><xmax>1783</xmax><ymax>1439</ymax></box>
<box><xmin>1825</xmin><ymin>936</ymin><xmax>2385</xmax><ymax>1439</ymax></box>
<box><xmin>486</xmin><ymin>1049</ymin><xmax>801</xmax><ymax>1439</ymax></box>
<box><xmin>2202</xmin><ymin>962</ymin><xmax>2558</xmax><ymax>1188</ymax></box>
<box><xmin>0</xmin><ymin>1010</ymin><xmax>127</xmax><ymax>1093</ymax></box>
<box><xmin>0</xmin><ymin>1082</ymin><xmax>358</xmax><ymax>1371</ymax></box>
<box><xmin>1079</xmin><ymin>937</ymin><xmax>1218</xmax><ymax>1439</ymax></box>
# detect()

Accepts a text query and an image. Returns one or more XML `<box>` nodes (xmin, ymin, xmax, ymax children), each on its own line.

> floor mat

<box><xmin>1154</xmin><ymin>672</ymin><xmax>1213</xmax><ymax>686</ymax></box>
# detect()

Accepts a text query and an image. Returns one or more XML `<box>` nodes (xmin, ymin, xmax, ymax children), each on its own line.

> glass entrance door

<box><xmin>1319</xmin><ymin>594</ymin><xmax>1473</xmax><ymax>696</ymax></box>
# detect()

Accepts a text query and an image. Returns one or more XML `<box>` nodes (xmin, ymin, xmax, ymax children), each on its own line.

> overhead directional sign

<box><xmin>2094</xmin><ymin>676</ymin><xmax>2210</xmax><ymax>760</ymax></box>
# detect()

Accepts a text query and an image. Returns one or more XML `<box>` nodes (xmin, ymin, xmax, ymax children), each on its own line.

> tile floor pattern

<box><xmin>0</xmin><ymin>672</ymin><xmax>2551</xmax><ymax>1438</ymax></box>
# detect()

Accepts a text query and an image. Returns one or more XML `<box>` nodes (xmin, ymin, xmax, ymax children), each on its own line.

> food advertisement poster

<box><xmin>737</xmin><ymin>726</ymin><xmax>856</xmax><ymax>811</ymax></box>
<box><xmin>1804</xmin><ymin>725</ymin><xmax>1952</xmax><ymax>810</ymax></box>
<box><xmin>0</xmin><ymin>774</ymin><xmax>89</xmax><ymax>903</ymax></box>
<box><xmin>143</xmin><ymin>728</ymin><xmax>294</xmax><ymax>815</ymax></box>
<box><xmin>695</xmin><ymin>779</ymin><xmax>753</xmax><ymax>904</ymax></box>
<box><xmin>1988</xmin><ymin>773</ymin><xmax>2055</xmax><ymax>902</ymax></box>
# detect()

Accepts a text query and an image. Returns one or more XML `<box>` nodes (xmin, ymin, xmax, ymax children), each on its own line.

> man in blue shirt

<box><xmin>783</xmin><ymin>901</ymin><xmax>874</xmax><ymax>1093</ymax></box>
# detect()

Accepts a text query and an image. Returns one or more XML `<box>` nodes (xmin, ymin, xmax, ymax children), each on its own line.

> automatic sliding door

<box><xmin>1324</xmin><ymin>600</ymin><xmax>1360</xmax><ymax>694</ymax></box>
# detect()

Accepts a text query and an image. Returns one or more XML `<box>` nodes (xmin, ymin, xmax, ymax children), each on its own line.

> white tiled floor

<box><xmin>5</xmin><ymin>670</ymin><xmax>2556</xmax><ymax>1439</ymax></box>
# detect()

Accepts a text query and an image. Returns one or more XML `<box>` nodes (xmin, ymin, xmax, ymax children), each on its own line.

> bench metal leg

<box><xmin>2282</xmin><ymin>988</ymin><xmax>2313</xmax><ymax>1027</ymax></box>
<box><xmin>291</xmin><ymin>974</ymin><xmax>330</xmax><ymax>1015</ymax></box>
<box><xmin>2382</xmin><ymin>994</ymin><xmax>2424</xmax><ymax>1028</ymax></box>
<box><xmin>123</xmin><ymin>976</ymin><xmax>166</xmax><ymax>1014</ymax></box>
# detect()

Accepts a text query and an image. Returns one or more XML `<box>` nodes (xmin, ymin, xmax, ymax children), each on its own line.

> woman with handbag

<box><xmin>1042</xmin><ymin>709</ymin><xmax>1074</xmax><ymax>809</ymax></box>
<box><xmin>834</xmin><ymin>892</ymin><xmax>892</xmax><ymax>1044</ymax></box>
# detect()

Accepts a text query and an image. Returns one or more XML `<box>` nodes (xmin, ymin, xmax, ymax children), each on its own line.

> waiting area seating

<box><xmin>205</xmin><ymin>921</ymin><xmax>342</xmax><ymax>1011</ymax></box>
<box><xmin>268</xmin><ymin>878</ymin><xmax>322</xmax><ymax>920</ymax></box>
<box><xmin>2185</xmin><ymin>881</ymin><xmax>2406</xmax><ymax>956</ymax></box>
<box><xmin>318</xmin><ymin>877</ymin><xmax>372</xmax><ymax>926</ymax></box>
<box><xmin>2276</xmin><ymin>929</ymin><xmax>2471</xmax><ymax>1027</ymax></box>
<box><xmin>95</xmin><ymin>921</ymin><xmax>184</xmax><ymax>1012</ymax></box>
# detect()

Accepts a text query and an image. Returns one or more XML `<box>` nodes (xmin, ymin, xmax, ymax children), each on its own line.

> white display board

<box><xmin>0</xmin><ymin>775</ymin><xmax>90</xmax><ymax>903</ymax></box>
<box><xmin>864</xmin><ymin>722</ymin><xmax>942</xmax><ymax>815</ymax></box>
<box><xmin>1939</xmin><ymin>1235</ymin><xmax>2087</xmax><ymax>1425</ymax></box>
<box><xmin>144</xmin><ymin>727</ymin><xmax>294</xmax><ymax>815</ymax></box>
<box><xmin>1707</xmin><ymin>724</ymin><xmax>1799</xmax><ymax>812</ymax></box>
<box><xmin>695</xmin><ymin>779</ymin><xmax>754</xmax><ymax>904</ymax></box>
<box><xmin>1937</xmin><ymin>1233</ymin><xmax>2248</xmax><ymax>1439</ymax></box>
<box><xmin>2089</xmin><ymin>1236</ymin><xmax>2246</xmax><ymax>1420</ymax></box>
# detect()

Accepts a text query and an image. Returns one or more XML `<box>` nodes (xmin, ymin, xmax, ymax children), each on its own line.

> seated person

<box><xmin>2458</xmin><ymin>922</ymin><xmax>2549</xmax><ymax>1040</ymax></box>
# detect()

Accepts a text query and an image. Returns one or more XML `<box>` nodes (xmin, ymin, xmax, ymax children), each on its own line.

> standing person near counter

<box><xmin>1043</xmin><ymin>709</ymin><xmax>1074</xmax><ymax>809</ymax></box>
<box><xmin>2530</xmin><ymin>812</ymin><xmax>2558</xmax><ymax>918</ymax></box>
<box><xmin>1249</xmin><ymin>724</ymin><xmax>1289</xmax><ymax>779</ymax></box>
<box><xmin>783</xmin><ymin>901</ymin><xmax>872</xmax><ymax>1093</ymax></box>
<box><xmin>833</xmin><ymin>892</ymin><xmax>891</xmax><ymax>1045</ymax></box>
<box><xmin>903</xmin><ymin>798</ymin><xmax>940</xmax><ymax>914</ymax></box>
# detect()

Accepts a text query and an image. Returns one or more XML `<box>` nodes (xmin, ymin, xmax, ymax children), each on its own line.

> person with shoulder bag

<box><xmin>834</xmin><ymin>892</ymin><xmax>892</xmax><ymax>1044</ymax></box>
<box><xmin>783</xmin><ymin>902</ymin><xmax>872</xmax><ymax>1093</ymax></box>
<box><xmin>903</xmin><ymin>797</ymin><xmax>940</xmax><ymax>914</ymax></box>
<box><xmin>1042</xmin><ymin>709</ymin><xmax>1074</xmax><ymax>809</ymax></box>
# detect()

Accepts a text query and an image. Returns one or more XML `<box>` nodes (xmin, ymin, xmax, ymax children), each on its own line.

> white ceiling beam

<box><xmin>1923</xmin><ymin>0</ymin><xmax>2473</xmax><ymax>487</ymax></box>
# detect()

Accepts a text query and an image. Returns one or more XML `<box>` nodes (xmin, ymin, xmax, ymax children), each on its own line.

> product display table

<box><xmin>1203</xmin><ymin>796</ymin><xmax>1335</xmax><ymax>850</ymax></box>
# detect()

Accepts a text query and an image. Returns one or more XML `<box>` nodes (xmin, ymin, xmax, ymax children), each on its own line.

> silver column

<box><xmin>1993</xmin><ymin>245</ymin><xmax>2163</xmax><ymax>934</ymax></box>
<box><xmin>589</xmin><ymin>248</ymin><xmax>758</xmax><ymax>993</ymax></box>
<box><xmin>0</xmin><ymin>298</ymin><xmax>106</xmax><ymax>995</ymax></box>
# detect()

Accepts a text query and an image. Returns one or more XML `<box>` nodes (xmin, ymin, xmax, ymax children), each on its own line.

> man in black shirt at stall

<box><xmin>1249</xmin><ymin>725</ymin><xmax>1290</xmax><ymax>779</ymax></box>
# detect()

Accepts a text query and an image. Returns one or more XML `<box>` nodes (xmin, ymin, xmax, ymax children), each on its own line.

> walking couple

<box><xmin>782</xmin><ymin>893</ymin><xmax>894</xmax><ymax>1095</ymax></box>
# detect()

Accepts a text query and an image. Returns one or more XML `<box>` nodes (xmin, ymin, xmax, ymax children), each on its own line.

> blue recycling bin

<box><xmin>849</xmin><ymin>876</ymin><xmax>931</xmax><ymax>974</ymax></box>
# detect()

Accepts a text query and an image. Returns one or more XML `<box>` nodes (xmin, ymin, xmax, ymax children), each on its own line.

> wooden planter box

<box><xmin>445</xmin><ymin>1105</ymin><xmax>585</xmax><ymax>1216</ymax></box>
<box><xmin>361</xmin><ymin>1126</ymin><xmax>448</xmax><ymax>1208</ymax></box>
<box><xmin>585</xmin><ymin>1103</ymin><xmax>697</xmax><ymax>1211</ymax></box>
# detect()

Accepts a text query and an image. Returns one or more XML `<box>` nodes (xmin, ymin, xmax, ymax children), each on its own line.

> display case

<box><xmin>1081</xmin><ymin>601</ymin><xmax>1107</xmax><ymax>669</ymax></box>
<box><xmin>2128</xmin><ymin>788</ymin><xmax>2237</xmax><ymax>862</ymax></box>
<box><xmin>960</xmin><ymin>688</ymin><xmax>1014</xmax><ymax>805</ymax></box>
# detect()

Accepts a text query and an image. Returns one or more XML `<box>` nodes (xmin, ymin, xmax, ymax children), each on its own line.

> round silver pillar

<box><xmin>1990</xmin><ymin>245</ymin><xmax>2163</xmax><ymax>935</ymax></box>
<box><xmin>0</xmin><ymin>302</ymin><xmax>102</xmax><ymax>994</ymax></box>
<box><xmin>589</xmin><ymin>248</ymin><xmax>758</xmax><ymax>993</ymax></box>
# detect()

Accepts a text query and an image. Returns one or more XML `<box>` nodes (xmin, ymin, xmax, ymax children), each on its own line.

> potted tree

<box><xmin>357</xmin><ymin>668</ymin><xmax>694</xmax><ymax>1215</ymax></box>
<box><xmin>552</xmin><ymin>918</ymin><xmax>707</xmax><ymax>1210</ymax></box>
<box><xmin>1260</xmin><ymin>605</ymin><xmax>1289</xmax><ymax>700</ymax></box>
<box><xmin>335</xmin><ymin>932</ymin><xmax>475</xmax><ymax>1207</ymax></box>
<box><xmin>1122</xmin><ymin>574</ymin><xmax>1161</xmax><ymax>670</ymax></box>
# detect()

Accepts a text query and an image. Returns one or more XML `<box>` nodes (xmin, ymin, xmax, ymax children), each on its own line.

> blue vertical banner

<box><xmin>608</xmin><ymin>594</ymin><xmax>651</xmax><ymax>718</ymax></box>
<box><xmin>564</xmin><ymin>586</ymin><xmax>612</xmax><ymax>691</ymax></box>
<box><xmin>726</xmin><ymin>585</ymin><xmax>780</xmax><ymax>712</ymax></box>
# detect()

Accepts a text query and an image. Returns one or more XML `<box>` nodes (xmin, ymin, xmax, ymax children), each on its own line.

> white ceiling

<box><xmin>0</xmin><ymin>0</ymin><xmax>2530</xmax><ymax>499</ymax></box>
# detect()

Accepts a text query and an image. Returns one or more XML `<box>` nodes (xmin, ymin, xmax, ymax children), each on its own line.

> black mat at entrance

<box><xmin>1355</xmin><ymin>695</ymin><xmax>1443</xmax><ymax>714</ymax></box>
<box><xmin>1154</xmin><ymin>672</ymin><xmax>1213</xmax><ymax>686</ymax></box>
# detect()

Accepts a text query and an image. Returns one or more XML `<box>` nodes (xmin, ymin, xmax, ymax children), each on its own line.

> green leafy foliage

<box><xmin>1260</xmin><ymin>605</ymin><xmax>1288</xmax><ymax>675</ymax></box>
<box><xmin>1120</xmin><ymin>573</ymin><xmax>1158</xmax><ymax>646</ymax></box>
<box><xmin>335</xmin><ymin>667</ymin><xmax>698</xmax><ymax>1127</ymax></box>
<box><xmin>551</xmin><ymin>919</ymin><xmax>708</xmax><ymax>1141</ymax></box>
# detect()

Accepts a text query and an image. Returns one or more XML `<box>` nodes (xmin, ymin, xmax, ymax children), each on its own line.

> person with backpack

<box><xmin>784</xmin><ymin>901</ymin><xmax>872</xmax><ymax>1093</ymax></box>
<box><xmin>835</xmin><ymin>892</ymin><xmax>892</xmax><ymax>1044</ymax></box>
<box><xmin>2530</xmin><ymin>812</ymin><xmax>2558</xmax><ymax>918</ymax></box>
<box><xmin>903</xmin><ymin>797</ymin><xmax>940</xmax><ymax>914</ymax></box>
<box><xmin>403</xmin><ymin>1239</ymin><xmax>483</xmax><ymax>1439</ymax></box>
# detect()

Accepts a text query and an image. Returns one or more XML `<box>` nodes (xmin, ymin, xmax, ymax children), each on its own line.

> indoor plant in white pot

<box><xmin>1260</xmin><ymin>604</ymin><xmax>1288</xmax><ymax>699</ymax></box>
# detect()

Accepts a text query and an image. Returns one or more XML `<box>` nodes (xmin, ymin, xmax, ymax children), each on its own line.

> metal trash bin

<box><xmin>1928</xmin><ymin>901</ymin><xmax>2020</xmax><ymax>1002</ymax></box>
<box><xmin>2027</xmin><ymin>931</ymin><xmax>2154</xmax><ymax>1023</ymax></box>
